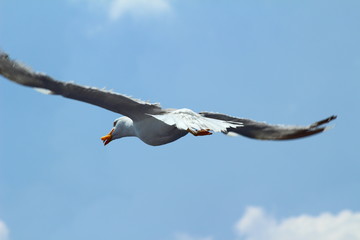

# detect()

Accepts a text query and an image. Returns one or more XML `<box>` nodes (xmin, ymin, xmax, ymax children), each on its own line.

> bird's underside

<box><xmin>0</xmin><ymin>51</ymin><xmax>337</xmax><ymax>146</ymax></box>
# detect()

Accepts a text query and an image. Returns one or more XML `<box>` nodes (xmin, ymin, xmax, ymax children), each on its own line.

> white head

<box><xmin>100</xmin><ymin>116</ymin><xmax>135</xmax><ymax>145</ymax></box>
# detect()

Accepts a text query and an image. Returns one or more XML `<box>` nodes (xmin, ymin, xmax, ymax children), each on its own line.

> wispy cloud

<box><xmin>235</xmin><ymin>206</ymin><xmax>360</xmax><ymax>240</ymax></box>
<box><xmin>71</xmin><ymin>0</ymin><xmax>172</xmax><ymax>21</ymax></box>
<box><xmin>0</xmin><ymin>220</ymin><xmax>9</xmax><ymax>240</ymax></box>
<box><xmin>109</xmin><ymin>0</ymin><xmax>171</xmax><ymax>21</ymax></box>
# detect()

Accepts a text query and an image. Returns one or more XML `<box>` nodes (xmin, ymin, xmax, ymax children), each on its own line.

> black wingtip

<box><xmin>328</xmin><ymin>115</ymin><xmax>337</xmax><ymax>121</ymax></box>
<box><xmin>309</xmin><ymin>115</ymin><xmax>337</xmax><ymax>128</ymax></box>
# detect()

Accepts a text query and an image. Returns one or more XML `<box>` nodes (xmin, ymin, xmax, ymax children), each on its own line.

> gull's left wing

<box><xmin>0</xmin><ymin>52</ymin><xmax>163</xmax><ymax>119</ymax></box>
<box><xmin>199</xmin><ymin>112</ymin><xmax>337</xmax><ymax>140</ymax></box>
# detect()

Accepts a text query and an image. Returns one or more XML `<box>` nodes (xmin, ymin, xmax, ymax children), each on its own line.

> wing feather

<box><xmin>151</xmin><ymin>108</ymin><xmax>242</xmax><ymax>132</ymax></box>
<box><xmin>199</xmin><ymin>112</ymin><xmax>337</xmax><ymax>140</ymax></box>
<box><xmin>0</xmin><ymin>52</ymin><xmax>162</xmax><ymax>119</ymax></box>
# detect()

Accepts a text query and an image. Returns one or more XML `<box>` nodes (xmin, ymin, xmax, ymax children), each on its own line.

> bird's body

<box><xmin>115</xmin><ymin>115</ymin><xmax>187</xmax><ymax>146</ymax></box>
<box><xmin>0</xmin><ymin>52</ymin><xmax>337</xmax><ymax>146</ymax></box>
<box><xmin>104</xmin><ymin>108</ymin><xmax>243</xmax><ymax>146</ymax></box>
<box><xmin>135</xmin><ymin>117</ymin><xmax>188</xmax><ymax>146</ymax></box>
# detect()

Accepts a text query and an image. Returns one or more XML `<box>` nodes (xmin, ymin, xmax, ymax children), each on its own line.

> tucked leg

<box><xmin>187</xmin><ymin>128</ymin><xmax>213</xmax><ymax>136</ymax></box>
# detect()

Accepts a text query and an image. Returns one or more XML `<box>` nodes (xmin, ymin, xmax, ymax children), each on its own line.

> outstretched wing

<box><xmin>199</xmin><ymin>112</ymin><xmax>337</xmax><ymax>140</ymax></box>
<box><xmin>0</xmin><ymin>52</ymin><xmax>162</xmax><ymax>119</ymax></box>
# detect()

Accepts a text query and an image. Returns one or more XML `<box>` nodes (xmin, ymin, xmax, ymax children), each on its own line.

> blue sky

<box><xmin>1</xmin><ymin>0</ymin><xmax>360</xmax><ymax>240</ymax></box>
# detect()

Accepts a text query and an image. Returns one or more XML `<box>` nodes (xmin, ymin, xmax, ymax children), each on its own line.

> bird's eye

<box><xmin>113</xmin><ymin>120</ymin><xmax>118</xmax><ymax>127</ymax></box>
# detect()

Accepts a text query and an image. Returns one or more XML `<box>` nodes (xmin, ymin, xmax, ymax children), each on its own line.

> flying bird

<box><xmin>0</xmin><ymin>52</ymin><xmax>336</xmax><ymax>146</ymax></box>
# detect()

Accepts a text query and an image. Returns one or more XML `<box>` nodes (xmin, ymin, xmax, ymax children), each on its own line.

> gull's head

<box><xmin>100</xmin><ymin>116</ymin><xmax>134</xmax><ymax>146</ymax></box>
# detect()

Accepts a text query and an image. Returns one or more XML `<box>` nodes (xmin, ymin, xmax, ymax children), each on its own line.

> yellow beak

<box><xmin>100</xmin><ymin>129</ymin><xmax>114</xmax><ymax>146</ymax></box>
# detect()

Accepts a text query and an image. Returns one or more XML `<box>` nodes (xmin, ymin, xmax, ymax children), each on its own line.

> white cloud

<box><xmin>174</xmin><ymin>233</ymin><xmax>213</xmax><ymax>240</ymax></box>
<box><xmin>0</xmin><ymin>220</ymin><xmax>9</xmax><ymax>240</ymax></box>
<box><xmin>175</xmin><ymin>207</ymin><xmax>360</xmax><ymax>240</ymax></box>
<box><xmin>235</xmin><ymin>206</ymin><xmax>360</xmax><ymax>240</ymax></box>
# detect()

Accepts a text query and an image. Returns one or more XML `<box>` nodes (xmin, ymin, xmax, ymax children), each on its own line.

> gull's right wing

<box><xmin>0</xmin><ymin>52</ymin><xmax>163</xmax><ymax>119</ymax></box>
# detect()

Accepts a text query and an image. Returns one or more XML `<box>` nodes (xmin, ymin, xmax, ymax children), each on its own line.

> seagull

<box><xmin>0</xmin><ymin>52</ymin><xmax>336</xmax><ymax>146</ymax></box>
